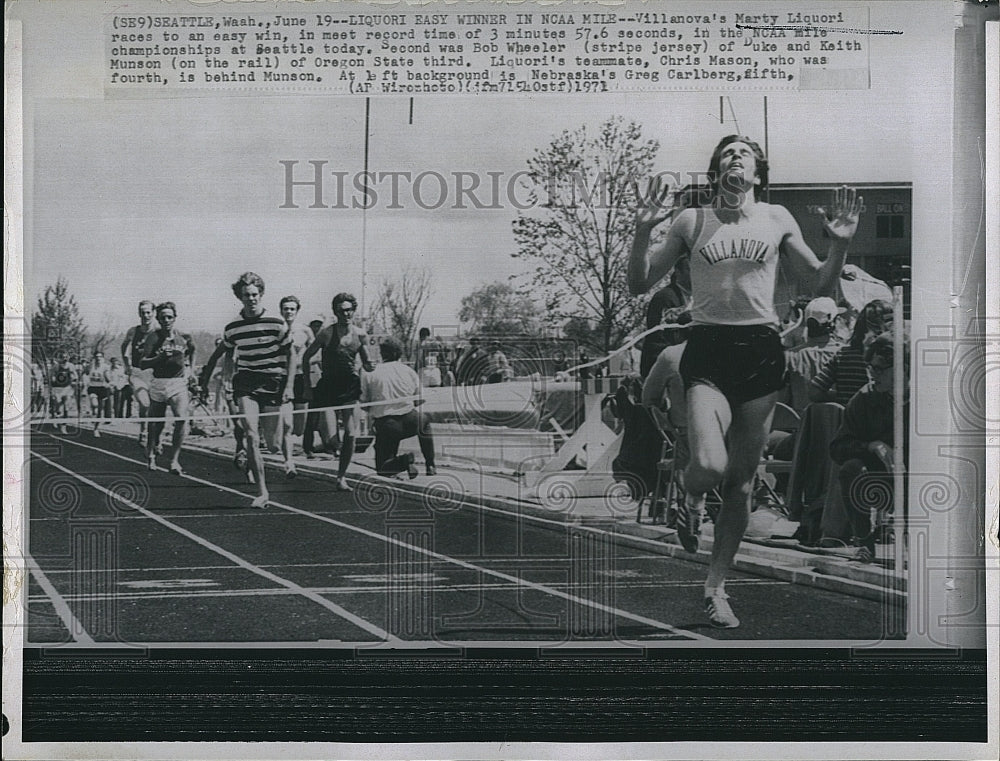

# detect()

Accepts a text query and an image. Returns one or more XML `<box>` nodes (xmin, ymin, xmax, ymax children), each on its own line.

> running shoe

<box><xmin>676</xmin><ymin>493</ymin><xmax>705</xmax><ymax>553</ymax></box>
<box><xmin>233</xmin><ymin>449</ymin><xmax>247</xmax><ymax>471</ymax></box>
<box><xmin>425</xmin><ymin>466</ymin><xmax>437</xmax><ymax>476</ymax></box>
<box><xmin>284</xmin><ymin>462</ymin><xmax>297</xmax><ymax>480</ymax></box>
<box><xmin>704</xmin><ymin>591</ymin><xmax>740</xmax><ymax>629</ymax></box>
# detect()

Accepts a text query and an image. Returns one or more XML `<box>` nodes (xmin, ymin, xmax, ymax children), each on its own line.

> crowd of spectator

<box><xmin>626</xmin><ymin>290</ymin><xmax>907</xmax><ymax>562</ymax></box>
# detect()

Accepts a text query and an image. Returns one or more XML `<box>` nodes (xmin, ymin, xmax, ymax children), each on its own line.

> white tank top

<box><xmin>687</xmin><ymin>206</ymin><xmax>784</xmax><ymax>326</ymax></box>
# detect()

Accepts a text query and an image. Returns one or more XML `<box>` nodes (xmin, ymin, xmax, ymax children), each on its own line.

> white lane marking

<box><xmin>24</xmin><ymin>555</ymin><xmax>96</xmax><ymax>644</ymax></box>
<box><xmin>120</xmin><ymin>579</ymin><xmax>219</xmax><ymax>589</ymax></box>
<box><xmin>40</xmin><ymin>435</ymin><xmax>713</xmax><ymax>641</ymax></box>
<box><xmin>32</xmin><ymin>577</ymin><xmax>786</xmax><ymax>604</ymax></box>
<box><xmin>31</xmin><ymin>453</ymin><xmax>398</xmax><ymax>644</ymax></box>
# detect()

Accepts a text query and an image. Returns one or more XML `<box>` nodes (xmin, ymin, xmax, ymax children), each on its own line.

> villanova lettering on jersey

<box><xmin>697</xmin><ymin>238</ymin><xmax>770</xmax><ymax>265</ymax></box>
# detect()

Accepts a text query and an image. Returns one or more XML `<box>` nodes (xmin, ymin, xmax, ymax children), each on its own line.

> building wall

<box><xmin>768</xmin><ymin>183</ymin><xmax>912</xmax><ymax>287</ymax></box>
<box><xmin>768</xmin><ymin>183</ymin><xmax>912</xmax><ymax>314</ymax></box>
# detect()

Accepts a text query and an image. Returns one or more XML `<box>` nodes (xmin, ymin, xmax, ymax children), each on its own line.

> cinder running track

<box><xmin>25</xmin><ymin>429</ymin><xmax>887</xmax><ymax>643</ymax></box>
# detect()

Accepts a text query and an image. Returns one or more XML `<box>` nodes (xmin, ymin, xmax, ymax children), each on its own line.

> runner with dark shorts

<box><xmin>301</xmin><ymin>292</ymin><xmax>373</xmax><ymax>492</ymax></box>
<box><xmin>301</xmin><ymin>315</ymin><xmax>338</xmax><ymax>459</ymax></box>
<box><xmin>629</xmin><ymin>135</ymin><xmax>862</xmax><ymax>628</ymax></box>
<box><xmin>200</xmin><ymin>272</ymin><xmax>294</xmax><ymax>508</ymax></box>
<box><xmin>121</xmin><ymin>300</ymin><xmax>159</xmax><ymax>448</ymax></box>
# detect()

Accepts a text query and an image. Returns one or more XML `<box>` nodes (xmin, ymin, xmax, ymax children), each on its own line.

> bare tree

<box><xmin>512</xmin><ymin>116</ymin><xmax>662</xmax><ymax>354</ymax></box>
<box><xmin>370</xmin><ymin>263</ymin><xmax>434</xmax><ymax>359</ymax></box>
<box><xmin>87</xmin><ymin>311</ymin><xmax>124</xmax><ymax>357</ymax></box>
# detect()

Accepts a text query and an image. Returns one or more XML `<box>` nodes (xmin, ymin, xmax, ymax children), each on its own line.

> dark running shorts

<box><xmin>317</xmin><ymin>373</ymin><xmax>361</xmax><ymax>408</ymax></box>
<box><xmin>680</xmin><ymin>324</ymin><xmax>786</xmax><ymax>404</ymax></box>
<box><xmin>232</xmin><ymin>371</ymin><xmax>286</xmax><ymax>408</ymax></box>
<box><xmin>87</xmin><ymin>386</ymin><xmax>111</xmax><ymax>401</ymax></box>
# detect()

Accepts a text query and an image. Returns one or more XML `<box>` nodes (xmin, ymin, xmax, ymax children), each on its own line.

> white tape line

<box><xmin>44</xmin><ymin>434</ymin><xmax>712</xmax><ymax>641</ymax></box>
<box><xmin>31</xmin><ymin>452</ymin><xmax>399</xmax><ymax>644</ymax></box>
<box><xmin>29</xmin><ymin>392</ymin><xmax>426</xmax><ymax>426</ymax></box>
<box><xmin>562</xmin><ymin>321</ymin><xmax>688</xmax><ymax>375</ymax></box>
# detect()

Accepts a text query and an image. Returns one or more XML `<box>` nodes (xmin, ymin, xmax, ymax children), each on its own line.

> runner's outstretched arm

<box><xmin>779</xmin><ymin>186</ymin><xmax>863</xmax><ymax>297</ymax></box>
<box><xmin>628</xmin><ymin>178</ymin><xmax>692</xmax><ymax>296</ymax></box>
<box><xmin>199</xmin><ymin>342</ymin><xmax>229</xmax><ymax>392</ymax></box>
<box><xmin>121</xmin><ymin>329</ymin><xmax>134</xmax><ymax>371</ymax></box>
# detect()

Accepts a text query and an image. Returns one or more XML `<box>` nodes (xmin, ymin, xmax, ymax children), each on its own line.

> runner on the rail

<box><xmin>139</xmin><ymin>302</ymin><xmax>195</xmax><ymax>474</ymax></box>
<box><xmin>628</xmin><ymin>135</ymin><xmax>862</xmax><ymax>628</ymax></box>
<box><xmin>121</xmin><ymin>300</ymin><xmax>159</xmax><ymax>449</ymax></box>
<box><xmin>301</xmin><ymin>292</ymin><xmax>374</xmax><ymax>492</ymax></box>
<box><xmin>200</xmin><ymin>272</ymin><xmax>295</xmax><ymax>508</ymax></box>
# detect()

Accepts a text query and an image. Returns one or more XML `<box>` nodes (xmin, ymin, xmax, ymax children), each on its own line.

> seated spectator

<box><xmin>829</xmin><ymin>331</ymin><xmax>909</xmax><ymax>562</ymax></box>
<box><xmin>360</xmin><ymin>337</ymin><xmax>437</xmax><ymax>478</ymax></box>
<box><xmin>810</xmin><ymin>298</ymin><xmax>893</xmax><ymax>406</ymax></box>
<box><xmin>485</xmin><ymin>342</ymin><xmax>514</xmax><ymax>383</ymax></box>
<box><xmin>551</xmin><ymin>351</ymin><xmax>569</xmax><ymax>377</ymax></box>
<box><xmin>782</xmin><ymin>296</ymin><xmax>844</xmax><ymax>415</ymax></box>
<box><xmin>456</xmin><ymin>337</ymin><xmax>487</xmax><ymax>386</ymax></box>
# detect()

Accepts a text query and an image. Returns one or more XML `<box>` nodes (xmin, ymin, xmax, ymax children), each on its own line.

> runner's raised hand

<box><xmin>818</xmin><ymin>185</ymin><xmax>863</xmax><ymax>241</ymax></box>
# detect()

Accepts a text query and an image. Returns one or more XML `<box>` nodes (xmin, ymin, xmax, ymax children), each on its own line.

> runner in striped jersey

<box><xmin>200</xmin><ymin>272</ymin><xmax>294</xmax><ymax>508</ymax></box>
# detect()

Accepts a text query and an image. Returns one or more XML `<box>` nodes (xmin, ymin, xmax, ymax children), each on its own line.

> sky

<box><xmin>16</xmin><ymin>1</ymin><xmax>949</xmax><ymax>339</ymax></box>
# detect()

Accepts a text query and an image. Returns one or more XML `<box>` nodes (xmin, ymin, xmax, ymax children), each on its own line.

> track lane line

<box><xmin>24</xmin><ymin>555</ymin><xmax>96</xmax><ymax>645</ymax></box>
<box><xmin>38</xmin><ymin>434</ymin><xmax>713</xmax><ymax>641</ymax></box>
<box><xmin>31</xmin><ymin>452</ymin><xmax>398</xmax><ymax>644</ymax></box>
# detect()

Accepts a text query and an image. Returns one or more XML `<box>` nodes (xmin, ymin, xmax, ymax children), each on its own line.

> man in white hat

<box><xmin>783</xmin><ymin>296</ymin><xmax>845</xmax><ymax>414</ymax></box>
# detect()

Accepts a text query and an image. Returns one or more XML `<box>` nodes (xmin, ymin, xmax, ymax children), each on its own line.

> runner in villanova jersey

<box><xmin>628</xmin><ymin>135</ymin><xmax>862</xmax><ymax>628</ymax></box>
<box><xmin>200</xmin><ymin>272</ymin><xmax>294</xmax><ymax>508</ymax></box>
